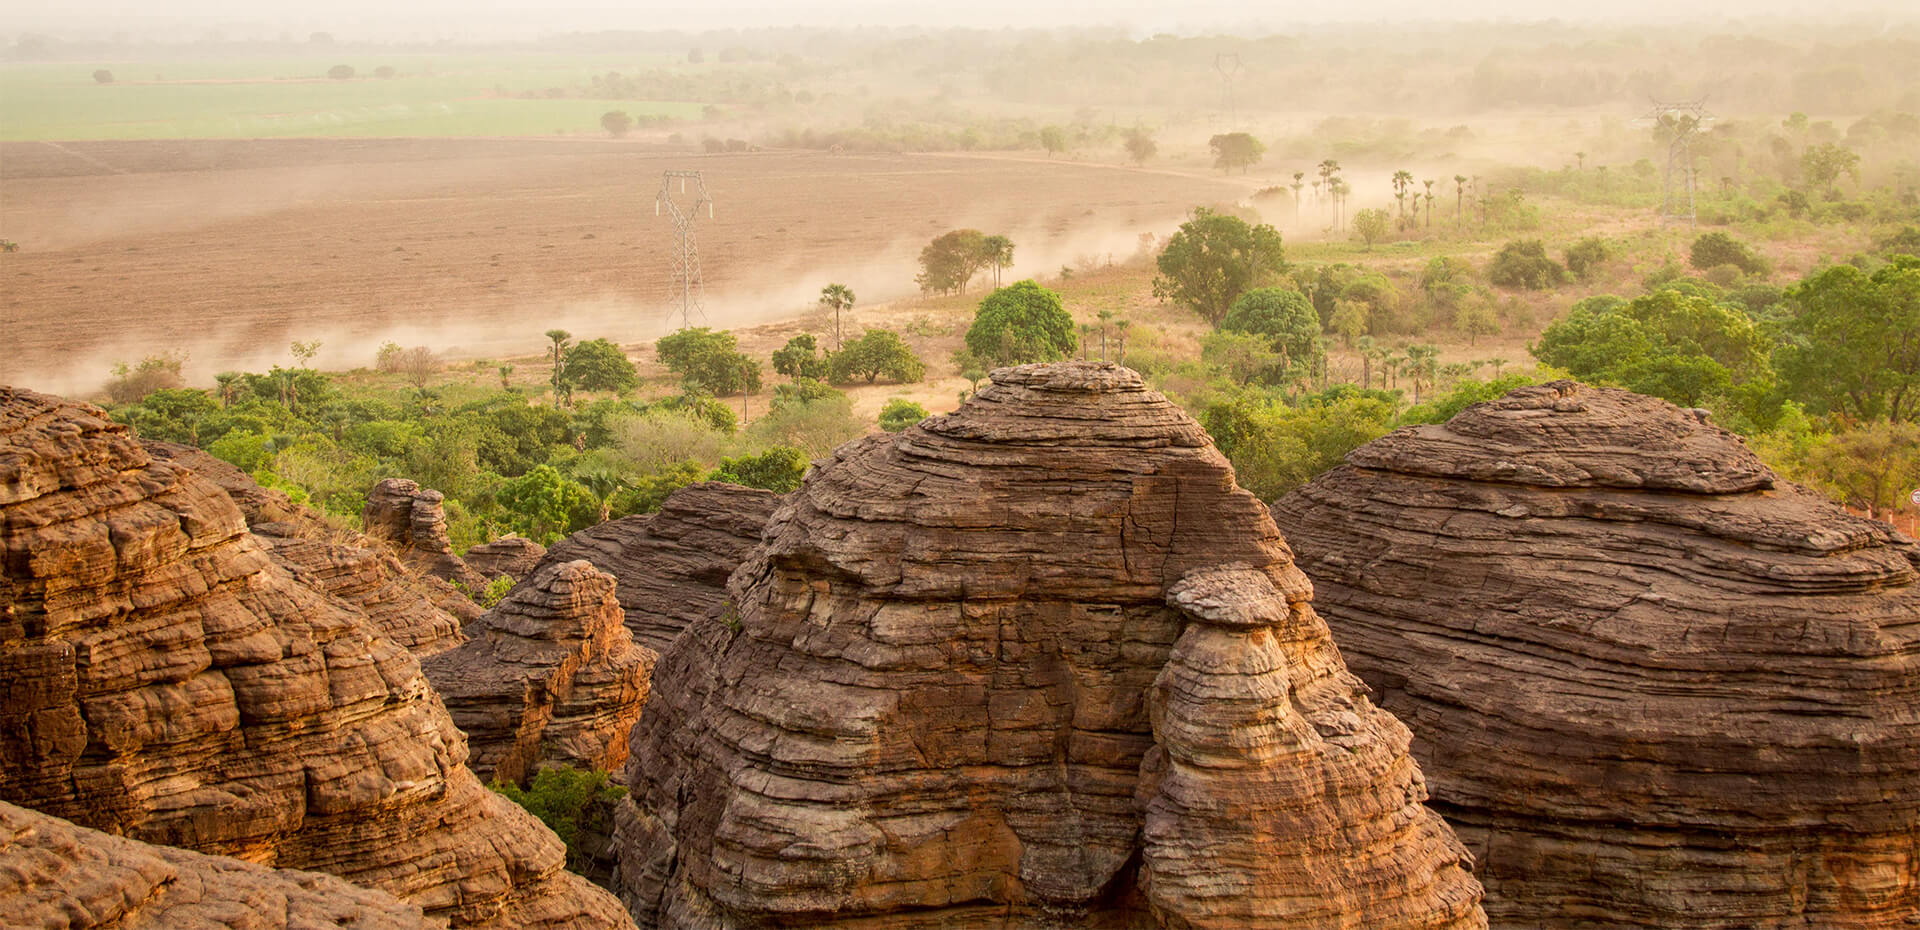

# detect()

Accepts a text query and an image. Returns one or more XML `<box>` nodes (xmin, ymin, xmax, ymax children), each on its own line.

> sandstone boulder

<box><xmin>363</xmin><ymin>477</ymin><xmax>488</xmax><ymax>592</ymax></box>
<box><xmin>423</xmin><ymin>559</ymin><xmax>653</xmax><ymax>785</ymax></box>
<box><xmin>142</xmin><ymin>440</ymin><xmax>475</xmax><ymax>653</ymax></box>
<box><xmin>1270</xmin><ymin>381</ymin><xmax>1920</xmax><ymax>929</ymax></box>
<box><xmin>0</xmin><ymin>387</ymin><xmax>634</xmax><ymax>930</ymax></box>
<box><xmin>463</xmin><ymin>536</ymin><xmax>546</xmax><ymax>583</ymax></box>
<box><xmin>1</xmin><ymin>799</ymin><xmax>431</xmax><ymax>930</ymax></box>
<box><xmin>535</xmin><ymin>481</ymin><xmax>777</xmax><ymax>653</ymax></box>
<box><xmin>614</xmin><ymin>363</ymin><xmax>1484</xmax><ymax>929</ymax></box>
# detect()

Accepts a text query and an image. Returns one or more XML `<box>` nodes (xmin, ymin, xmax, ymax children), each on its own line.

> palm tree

<box><xmin>497</xmin><ymin>364</ymin><xmax>514</xmax><ymax>390</ymax></box>
<box><xmin>1330</xmin><ymin>177</ymin><xmax>1351</xmax><ymax>231</ymax></box>
<box><xmin>1355</xmin><ymin>335</ymin><xmax>1377</xmax><ymax>389</ymax></box>
<box><xmin>572</xmin><ymin>460</ymin><xmax>631</xmax><ymax>523</ymax></box>
<box><xmin>1453</xmin><ymin>174</ymin><xmax>1468</xmax><ymax>221</ymax></box>
<box><xmin>545</xmin><ymin>329</ymin><xmax>571</xmax><ymax>409</ymax></box>
<box><xmin>1392</xmin><ymin>170</ymin><xmax>1413</xmax><ymax>221</ymax></box>
<box><xmin>1114</xmin><ymin>318</ymin><xmax>1131</xmax><ymax>366</ymax></box>
<box><xmin>1317</xmin><ymin>159</ymin><xmax>1340</xmax><ymax>221</ymax></box>
<box><xmin>1575</xmin><ymin>151</ymin><xmax>1587</xmax><ymax>171</ymax></box>
<box><xmin>214</xmin><ymin>372</ymin><xmax>242</xmax><ymax>407</ymax></box>
<box><xmin>1422</xmin><ymin>179</ymin><xmax>1436</xmax><ymax>229</ymax></box>
<box><xmin>1487</xmin><ymin>356</ymin><xmax>1508</xmax><ymax>376</ymax></box>
<box><xmin>1290</xmin><ymin>172</ymin><xmax>1305</xmax><ymax>225</ymax></box>
<box><xmin>1406</xmin><ymin>344</ymin><xmax>1440</xmax><ymax>404</ymax></box>
<box><xmin>819</xmin><ymin>284</ymin><xmax>855</xmax><ymax>351</ymax></box>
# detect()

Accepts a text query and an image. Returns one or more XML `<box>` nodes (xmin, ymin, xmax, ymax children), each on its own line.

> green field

<box><xmin>0</xmin><ymin>54</ymin><xmax>707</xmax><ymax>140</ymax></box>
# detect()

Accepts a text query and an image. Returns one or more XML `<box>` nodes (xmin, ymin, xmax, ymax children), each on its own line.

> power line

<box><xmin>655</xmin><ymin>169</ymin><xmax>713</xmax><ymax>330</ymax></box>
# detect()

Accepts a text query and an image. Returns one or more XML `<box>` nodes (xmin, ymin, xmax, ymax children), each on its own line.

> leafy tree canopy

<box><xmin>1208</xmin><ymin>132</ymin><xmax>1265</xmax><ymax>173</ymax></box>
<box><xmin>711</xmin><ymin>445</ymin><xmax>809</xmax><ymax>493</ymax></box>
<box><xmin>916</xmin><ymin>228</ymin><xmax>991</xmax><ymax>295</ymax></box>
<box><xmin>560</xmin><ymin>337</ymin><xmax>638</xmax><ymax>393</ymax></box>
<box><xmin>1488</xmin><ymin>239</ymin><xmax>1567</xmax><ymax>290</ymax></box>
<box><xmin>655</xmin><ymin>327</ymin><xmax>762</xmax><ymax>395</ymax></box>
<box><xmin>1777</xmin><ymin>257</ymin><xmax>1920</xmax><ymax>422</ymax></box>
<box><xmin>1152</xmin><ymin>208</ymin><xmax>1287</xmax><ymax>325</ymax></box>
<box><xmin>772</xmin><ymin>334</ymin><xmax>830</xmax><ymax>381</ymax></box>
<box><xmin>879</xmin><ymin>398</ymin><xmax>930</xmax><ymax>432</ymax></box>
<box><xmin>828</xmin><ymin>329</ymin><xmax>926</xmax><ymax>385</ymax></box>
<box><xmin>964</xmin><ymin>280</ymin><xmax>1076</xmax><ymax>367</ymax></box>
<box><xmin>1220</xmin><ymin>287</ymin><xmax>1322</xmax><ymax>370</ymax></box>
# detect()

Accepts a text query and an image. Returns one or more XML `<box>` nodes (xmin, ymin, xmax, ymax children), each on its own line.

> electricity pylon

<box><xmin>656</xmin><ymin>170</ymin><xmax>713</xmax><ymax>330</ymax></box>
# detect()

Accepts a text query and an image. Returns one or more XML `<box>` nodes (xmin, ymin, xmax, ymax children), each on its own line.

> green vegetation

<box><xmin>1153</xmin><ymin>208</ymin><xmax>1287</xmax><ymax>325</ymax></box>
<box><xmin>879</xmin><ymin>398</ymin><xmax>930</xmax><ymax>432</ymax></box>
<box><xmin>965</xmin><ymin>281</ymin><xmax>1076</xmax><ymax>367</ymax></box>
<box><xmin>488</xmin><ymin>766</ymin><xmax>625</xmax><ymax>874</ymax></box>
<box><xmin>827</xmin><ymin>330</ymin><xmax>926</xmax><ymax>385</ymax></box>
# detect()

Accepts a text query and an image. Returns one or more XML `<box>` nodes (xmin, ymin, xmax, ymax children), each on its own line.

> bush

<box><xmin>656</xmin><ymin>328</ymin><xmax>760</xmax><ymax>395</ymax></box>
<box><xmin>772</xmin><ymin>334</ymin><xmax>829</xmax><ymax>381</ymax></box>
<box><xmin>375</xmin><ymin>341</ymin><xmax>404</xmax><ymax>373</ymax></box>
<box><xmin>710</xmin><ymin>446</ymin><xmax>808</xmax><ymax>493</ymax></box>
<box><xmin>828</xmin><ymin>329</ymin><xmax>925</xmax><ymax>385</ymax></box>
<box><xmin>1564</xmin><ymin>237</ymin><xmax>1611</xmax><ymax>280</ymax></box>
<box><xmin>1689</xmin><ymin>232</ymin><xmax>1770</xmax><ymax>277</ymax></box>
<box><xmin>488</xmin><ymin>766</ymin><xmax>626</xmax><ymax>873</ymax></box>
<box><xmin>327</xmin><ymin>64</ymin><xmax>354</xmax><ymax>80</ymax></box>
<box><xmin>610</xmin><ymin>461</ymin><xmax>705</xmax><ymax>517</ymax></box>
<box><xmin>964</xmin><ymin>280</ymin><xmax>1075</xmax><ymax>367</ymax></box>
<box><xmin>497</xmin><ymin>464</ymin><xmax>599</xmax><ymax>543</ymax></box>
<box><xmin>1488</xmin><ymin>240</ymin><xmax>1566</xmax><ymax>290</ymax></box>
<box><xmin>560</xmin><ymin>338</ymin><xmax>638</xmax><ymax>393</ymax></box>
<box><xmin>600</xmin><ymin>110</ymin><xmax>634</xmax><ymax>138</ymax></box>
<box><xmin>878</xmin><ymin>398</ymin><xmax>930</xmax><ymax>432</ymax></box>
<box><xmin>1220</xmin><ymin>288</ymin><xmax>1321</xmax><ymax>369</ymax></box>
<box><xmin>746</xmin><ymin>391</ymin><xmax>866</xmax><ymax>459</ymax></box>
<box><xmin>613</xmin><ymin>408</ymin><xmax>727</xmax><ymax>475</ymax></box>
<box><xmin>106</xmin><ymin>352</ymin><xmax>187</xmax><ymax>405</ymax></box>
<box><xmin>92</xmin><ymin>69</ymin><xmax>113</xmax><ymax>84</ymax></box>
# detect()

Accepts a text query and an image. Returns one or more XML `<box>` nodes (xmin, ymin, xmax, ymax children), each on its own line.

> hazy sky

<box><xmin>7</xmin><ymin>0</ymin><xmax>1915</xmax><ymax>40</ymax></box>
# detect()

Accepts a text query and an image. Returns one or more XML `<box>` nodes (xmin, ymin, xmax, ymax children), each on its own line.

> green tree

<box><xmin>772</xmin><ymin>334</ymin><xmax>829</xmax><ymax>381</ymax></box>
<box><xmin>746</xmin><ymin>389</ymin><xmax>865</xmax><ymax>459</ymax></box>
<box><xmin>1456</xmin><ymin>302</ymin><xmax>1501</xmax><ymax>346</ymax></box>
<box><xmin>964</xmin><ymin>280</ymin><xmax>1076</xmax><ymax>366</ymax></box>
<box><xmin>981</xmin><ymin>235</ymin><xmax>1015</xmax><ymax>288</ymax></box>
<box><xmin>1488</xmin><ymin>240</ymin><xmax>1566</xmax><ymax>290</ymax></box>
<box><xmin>828</xmin><ymin>329</ymin><xmax>926</xmax><ymax>385</ymax></box>
<box><xmin>819</xmin><ymin>284</ymin><xmax>855</xmax><ymax>350</ymax></box>
<box><xmin>1152</xmin><ymin>208</ymin><xmax>1287</xmax><ymax>325</ymax></box>
<box><xmin>1802</xmin><ymin>422</ymin><xmax>1920</xmax><ymax>515</ymax></box>
<box><xmin>1533</xmin><ymin>291</ymin><xmax>1770</xmax><ymax>408</ymax></box>
<box><xmin>1039</xmin><ymin>125</ymin><xmax>1068</xmax><ymax>157</ymax></box>
<box><xmin>498</xmin><ymin>464</ymin><xmax>599</xmax><ymax>543</ymax></box>
<box><xmin>560</xmin><ymin>338</ymin><xmax>638</xmax><ymax>393</ymax></box>
<box><xmin>488</xmin><ymin>766</ymin><xmax>627</xmax><ymax>873</ymax></box>
<box><xmin>1122</xmin><ymin>127</ymin><xmax>1156</xmax><ymax>165</ymax></box>
<box><xmin>916</xmin><ymin>229</ymin><xmax>990</xmax><ymax>296</ymax></box>
<box><xmin>1202</xmin><ymin>330</ymin><xmax>1284</xmax><ymax>387</ymax></box>
<box><xmin>1209</xmin><ymin>132</ymin><xmax>1265</xmax><ymax>174</ymax></box>
<box><xmin>1351</xmin><ymin>208</ymin><xmax>1389</xmax><ymax>249</ymax></box>
<box><xmin>1391</xmin><ymin>170</ymin><xmax>1413</xmax><ymax>221</ymax></box>
<box><xmin>1799</xmin><ymin>142</ymin><xmax>1860</xmax><ymax>199</ymax></box>
<box><xmin>710</xmin><ymin>446</ymin><xmax>809</xmax><ymax>493</ymax></box>
<box><xmin>655</xmin><ymin>328</ymin><xmax>762</xmax><ymax>396</ymax></box>
<box><xmin>1221</xmin><ymin>288</ymin><xmax>1322</xmax><ymax>369</ymax></box>
<box><xmin>1201</xmin><ymin>391</ymin><xmax>1395</xmax><ymax>500</ymax></box>
<box><xmin>1777</xmin><ymin>258</ymin><xmax>1920</xmax><ymax>422</ymax></box>
<box><xmin>878</xmin><ymin>398</ymin><xmax>930</xmax><ymax>432</ymax></box>
<box><xmin>1330</xmin><ymin>300</ymin><xmax>1370</xmax><ymax>349</ymax></box>
<box><xmin>570</xmin><ymin>453</ymin><xmax>633</xmax><ymax>522</ymax></box>
<box><xmin>600</xmin><ymin>110</ymin><xmax>634</xmax><ymax>138</ymax></box>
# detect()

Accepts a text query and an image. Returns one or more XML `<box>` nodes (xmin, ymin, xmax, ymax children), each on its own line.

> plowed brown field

<box><xmin>1</xmin><ymin>138</ymin><xmax>1248</xmax><ymax>393</ymax></box>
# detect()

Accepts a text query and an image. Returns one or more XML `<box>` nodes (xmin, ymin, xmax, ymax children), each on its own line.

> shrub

<box><xmin>497</xmin><ymin>464</ymin><xmax>599</xmax><ymax>544</ymax></box>
<box><xmin>1488</xmin><ymin>239</ymin><xmax>1566</xmax><ymax>290</ymax></box>
<box><xmin>746</xmin><ymin>391</ymin><xmax>865</xmax><ymax>459</ymax></box>
<box><xmin>327</xmin><ymin>64</ymin><xmax>354</xmax><ymax>80</ymax></box>
<box><xmin>964</xmin><ymin>280</ymin><xmax>1075</xmax><ymax>367</ymax></box>
<box><xmin>1220</xmin><ymin>288</ymin><xmax>1321</xmax><ymax>369</ymax></box>
<box><xmin>375</xmin><ymin>341</ymin><xmax>404</xmax><ymax>373</ymax></box>
<box><xmin>92</xmin><ymin>69</ymin><xmax>113</xmax><ymax>84</ymax></box>
<box><xmin>560</xmin><ymin>338</ymin><xmax>638</xmax><ymax>393</ymax></box>
<box><xmin>828</xmin><ymin>329</ymin><xmax>925</xmax><ymax>385</ymax></box>
<box><xmin>772</xmin><ymin>334</ymin><xmax>830</xmax><ymax>381</ymax></box>
<box><xmin>488</xmin><ymin>766</ymin><xmax>626</xmax><ymax>873</ymax></box>
<box><xmin>1689</xmin><ymin>232</ymin><xmax>1770</xmax><ymax>277</ymax></box>
<box><xmin>710</xmin><ymin>446</ymin><xmax>808</xmax><ymax>493</ymax></box>
<box><xmin>613</xmin><ymin>408</ymin><xmax>727</xmax><ymax>475</ymax></box>
<box><xmin>656</xmin><ymin>328</ymin><xmax>760</xmax><ymax>395</ymax></box>
<box><xmin>878</xmin><ymin>398</ymin><xmax>930</xmax><ymax>432</ymax></box>
<box><xmin>1564</xmin><ymin>237</ymin><xmax>1611</xmax><ymax>280</ymax></box>
<box><xmin>600</xmin><ymin>110</ymin><xmax>634</xmax><ymax>138</ymax></box>
<box><xmin>106</xmin><ymin>352</ymin><xmax>187</xmax><ymax>405</ymax></box>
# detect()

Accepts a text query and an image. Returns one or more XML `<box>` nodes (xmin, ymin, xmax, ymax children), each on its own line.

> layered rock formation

<box><xmin>363</xmin><ymin>477</ymin><xmax>488</xmax><ymax>592</ymax></box>
<box><xmin>1270</xmin><ymin>381</ymin><xmax>1920</xmax><ymax>929</ymax></box>
<box><xmin>1</xmin><ymin>799</ymin><xmax>430</xmax><ymax>930</ymax></box>
<box><xmin>143</xmin><ymin>440</ymin><xmax>475</xmax><ymax>653</ymax></box>
<box><xmin>614</xmin><ymin>363</ymin><xmax>1484</xmax><ymax>929</ymax></box>
<box><xmin>423</xmin><ymin>559</ymin><xmax>653</xmax><ymax>785</ymax></box>
<box><xmin>462</xmin><ymin>536</ymin><xmax>546</xmax><ymax>583</ymax></box>
<box><xmin>536</xmin><ymin>481</ymin><xmax>778</xmax><ymax>653</ymax></box>
<box><xmin>0</xmin><ymin>387</ymin><xmax>634</xmax><ymax>930</ymax></box>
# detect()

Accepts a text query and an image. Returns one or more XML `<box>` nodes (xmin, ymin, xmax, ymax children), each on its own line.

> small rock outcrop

<box><xmin>463</xmin><ymin>536</ymin><xmax>547</xmax><ymax>583</ymax></box>
<box><xmin>363</xmin><ymin>477</ymin><xmax>488</xmax><ymax>592</ymax></box>
<box><xmin>0</xmin><ymin>387</ymin><xmax>634</xmax><ymax>930</ymax></box>
<box><xmin>143</xmin><ymin>440</ymin><xmax>475</xmax><ymax>653</ymax></box>
<box><xmin>535</xmin><ymin>481</ymin><xmax>778</xmax><ymax>653</ymax></box>
<box><xmin>614</xmin><ymin>363</ymin><xmax>1484</xmax><ymax>929</ymax></box>
<box><xmin>423</xmin><ymin>559</ymin><xmax>654</xmax><ymax>785</ymax></box>
<box><xmin>1270</xmin><ymin>381</ymin><xmax>1920</xmax><ymax>929</ymax></box>
<box><xmin>1</xmin><ymin>799</ymin><xmax>430</xmax><ymax>930</ymax></box>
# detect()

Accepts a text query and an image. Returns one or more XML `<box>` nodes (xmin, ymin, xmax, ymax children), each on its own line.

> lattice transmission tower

<box><xmin>1214</xmin><ymin>53</ymin><xmax>1242</xmax><ymax>129</ymax></box>
<box><xmin>656</xmin><ymin>169</ymin><xmax>713</xmax><ymax>330</ymax></box>
<box><xmin>1638</xmin><ymin>99</ymin><xmax>1714</xmax><ymax>228</ymax></box>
